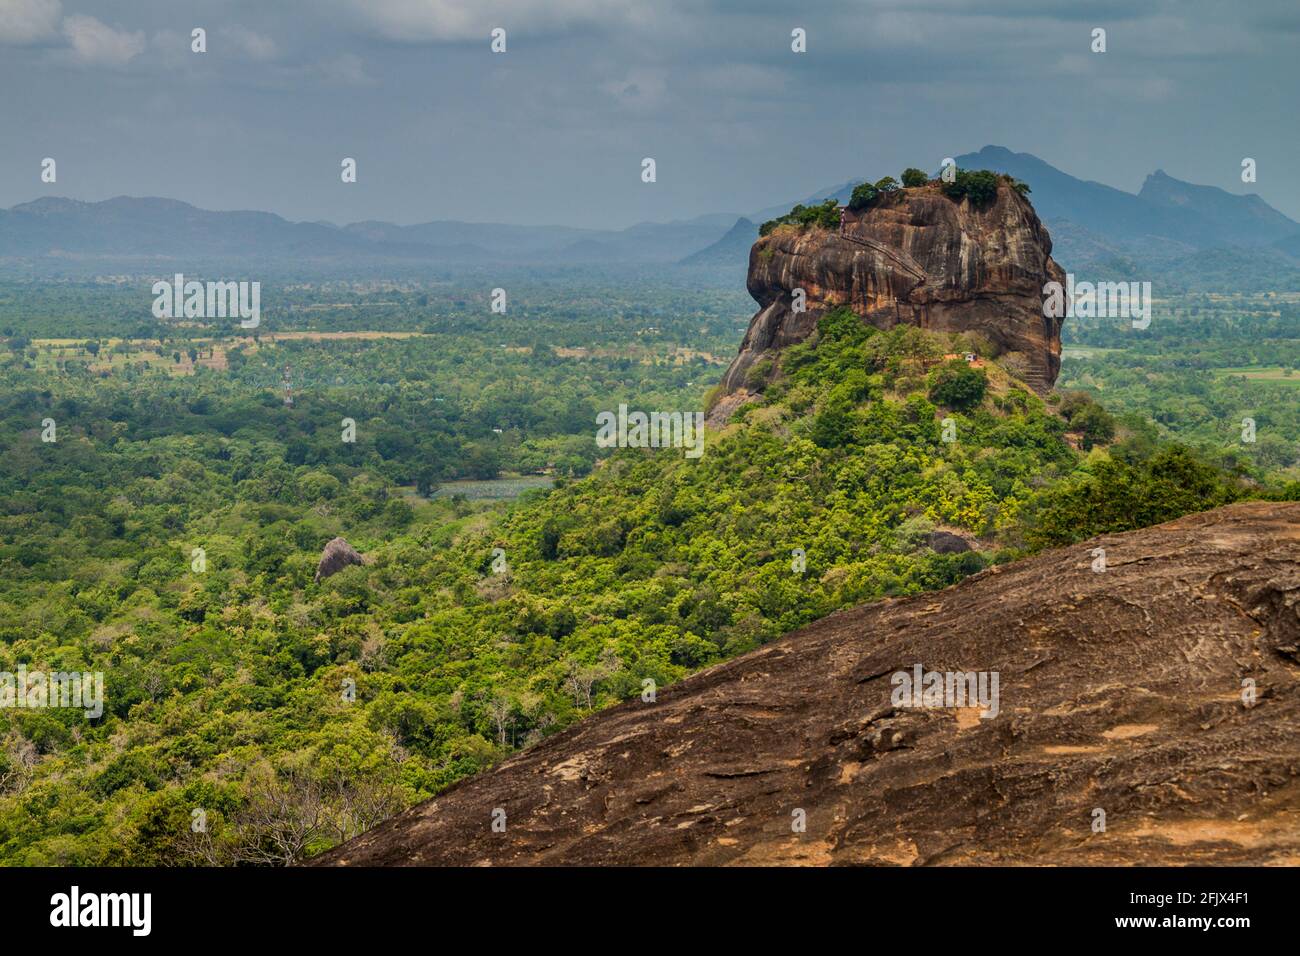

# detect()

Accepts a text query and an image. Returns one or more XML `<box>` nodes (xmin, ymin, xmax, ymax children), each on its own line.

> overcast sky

<box><xmin>1</xmin><ymin>0</ymin><xmax>1297</xmax><ymax>228</ymax></box>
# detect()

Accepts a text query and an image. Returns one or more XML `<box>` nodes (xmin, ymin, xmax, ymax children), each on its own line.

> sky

<box><xmin>1</xmin><ymin>0</ymin><xmax>1297</xmax><ymax>229</ymax></box>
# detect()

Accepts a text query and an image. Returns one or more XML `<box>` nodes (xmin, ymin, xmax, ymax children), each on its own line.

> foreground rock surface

<box><xmin>716</xmin><ymin>180</ymin><xmax>1066</xmax><ymax>415</ymax></box>
<box><xmin>317</xmin><ymin>502</ymin><xmax>1300</xmax><ymax>866</ymax></box>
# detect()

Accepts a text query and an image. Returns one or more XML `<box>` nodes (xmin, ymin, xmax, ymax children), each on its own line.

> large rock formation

<box><xmin>716</xmin><ymin>180</ymin><xmax>1066</xmax><ymax>414</ymax></box>
<box><xmin>314</xmin><ymin>537</ymin><xmax>364</xmax><ymax>582</ymax></box>
<box><xmin>316</xmin><ymin>501</ymin><xmax>1300</xmax><ymax>866</ymax></box>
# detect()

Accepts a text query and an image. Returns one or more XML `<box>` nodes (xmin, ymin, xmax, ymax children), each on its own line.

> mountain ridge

<box><xmin>678</xmin><ymin>216</ymin><xmax>758</xmax><ymax>268</ymax></box>
<box><xmin>4</xmin><ymin>147</ymin><xmax>1298</xmax><ymax>278</ymax></box>
<box><xmin>953</xmin><ymin>146</ymin><xmax>1300</xmax><ymax>269</ymax></box>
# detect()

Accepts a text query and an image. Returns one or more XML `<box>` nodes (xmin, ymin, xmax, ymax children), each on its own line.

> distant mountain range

<box><xmin>0</xmin><ymin>196</ymin><xmax>730</xmax><ymax>274</ymax></box>
<box><xmin>950</xmin><ymin>146</ymin><xmax>1300</xmax><ymax>273</ymax></box>
<box><xmin>686</xmin><ymin>146</ymin><xmax>1300</xmax><ymax>289</ymax></box>
<box><xmin>4</xmin><ymin>147</ymin><xmax>1299</xmax><ymax>289</ymax></box>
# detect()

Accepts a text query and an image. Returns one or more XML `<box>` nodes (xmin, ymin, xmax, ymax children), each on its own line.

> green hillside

<box><xmin>0</xmin><ymin>306</ymin><xmax>1267</xmax><ymax>864</ymax></box>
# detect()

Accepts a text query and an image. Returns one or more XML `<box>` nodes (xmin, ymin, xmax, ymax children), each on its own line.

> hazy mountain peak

<box><xmin>1139</xmin><ymin>167</ymin><xmax>1299</xmax><ymax>241</ymax></box>
<box><xmin>678</xmin><ymin>216</ymin><xmax>757</xmax><ymax>268</ymax></box>
<box><xmin>10</xmin><ymin>196</ymin><xmax>91</xmax><ymax>215</ymax></box>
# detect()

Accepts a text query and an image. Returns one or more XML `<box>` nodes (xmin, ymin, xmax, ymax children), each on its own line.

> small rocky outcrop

<box><xmin>315</xmin><ymin>537</ymin><xmax>364</xmax><ymax>582</ymax></box>
<box><xmin>928</xmin><ymin>530</ymin><xmax>973</xmax><ymax>554</ymax></box>
<box><xmin>716</xmin><ymin>179</ymin><xmax>1066</xmax><ymax>417</ymax></box>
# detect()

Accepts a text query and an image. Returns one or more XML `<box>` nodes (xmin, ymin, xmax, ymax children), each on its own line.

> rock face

<box><xmin>316</xmin><ymin>501</ymin><xmax>1300</xmax><ymax>866</ymax></box>
<box><xmin>927</xmin><ymin>530</ymin><xmax>972</xmax><ymax>554</ymax></box>
<box><xmin>314</xmin><ymin>537</ymin><xmax>364</xmax><ymax>583</ymax></box>
<box><xmin>716</xmin><ymin>181</ymin><xmax>1066</xmax><ymax>411</ymax></box>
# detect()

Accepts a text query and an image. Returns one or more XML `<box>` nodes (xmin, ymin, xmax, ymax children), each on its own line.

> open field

<box><xmin>1213</xmin><ymin>366</ymin><xmax>1300</xmax><ymax>384</ymax></box>
<box><xmin>429</xmin><ymin>476</ymin><xmax>556</xmax><ymax>500</ymax></box>
<box><xmin>1062</xmin><ymin>346</ymin><xmax>1126</xmax><ymax>359</ymax></box>
<box><xmin>26</xmin><ymin>332</ymin><xmax>728</xmax><ymax>380</ymax></box>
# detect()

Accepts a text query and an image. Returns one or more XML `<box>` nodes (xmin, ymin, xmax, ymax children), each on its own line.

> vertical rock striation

<box><xmin>717</xmin><ymin>180</ymin><xmax>1066</xmax><ymax>407</ymax></box>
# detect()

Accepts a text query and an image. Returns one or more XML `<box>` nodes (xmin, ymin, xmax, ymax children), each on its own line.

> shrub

<box><xmin>847</xmin><ymin>177</ymin><xmax>901</xmax><ymax>211</ymax></box>
<box><xmin>1057</xmin><ymin>390</ymin><xmax>1096</xmax><ymax>422</ymax></box>
<box><xmin>810</xmin><ymin>395</ymin><xmax>855</xmax><ymax>448</ymax></box>
<box><xmin>744</xmin><ymin>357</ymin><xmax>775</xmax><ymax>392</ymax></box>
<box><xmin>927</xmin><ymin>360</ymin><xmax>988</xmax><ymax>411</ymax></box>
<box><xmin>759</xmin><ymin>198</ymin><xmax>840</xmax><ymax>237</ymax></box>
<box><xmin>817</xmin><ymin>306</ymin><xmax>867</xmax><ymax>344</ymax></box>
<box><xmin>1071</xmin><ymin>403</ymin><xmax>1116</xmax><ymax>449</ymax></box>
<box><xmin>901</xmin><ymin>168</ymin><xmax>929</xmax><ymax>188</ymax></box>
<box><xmin>1057</xmin><ymin>391</ymin><xmax>1117</xmax><ymax>450</ymax></box>
<box><xmin>940</xmin><ymin>169</ymin><xmax>1001</xmax><ymax>206</ymax></box>
<box><xmin>1026</xmin><ymin>446</ymin><xmax>1243</xmax><ymax>548</ymax></box>
<box><xmin>847</xmin><ymin>182</ymin><xmax>878</xmax><ymax>211</ymax></box>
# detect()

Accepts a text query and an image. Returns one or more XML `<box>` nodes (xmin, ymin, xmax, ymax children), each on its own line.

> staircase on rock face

<box><xmin>839</xmin><ymin>231</ymin><xmax>928</xmax><ymax>283</ymax></box>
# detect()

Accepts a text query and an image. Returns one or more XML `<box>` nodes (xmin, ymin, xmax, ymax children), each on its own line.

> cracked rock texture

<box><xmin>316</xmin><ymin>501</ymin><xmax>1300</xmax><ymax>866</ymax></box>
<box><xmin>716</xmin><ymin>181</ymin><xmax>1066</xmax><ymax>416</ymax></box>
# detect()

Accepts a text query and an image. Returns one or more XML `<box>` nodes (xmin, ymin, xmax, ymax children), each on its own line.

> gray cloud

<box><xmin>0</xmin><ymin>0</ymin><xmax>1296</xmax><ymax>228</ymax></box>
<box><xmin>219</xmin><ymin>25</ymin><xmax>277</xmax><ymax>61</ymax></box>
<box><xmin>334</xmin><ymin>0</ymin><xmax>645</xmax><ymax>42</ymax></box>
<box><xmin>61</xmin><ymin>14</ymin><xmax>145</xmax><ymax>66</ymax></box>
<box><xmin>0</xmin><ymin>0</ymin><xmax>62</xmax><ymax>43</ymax></box>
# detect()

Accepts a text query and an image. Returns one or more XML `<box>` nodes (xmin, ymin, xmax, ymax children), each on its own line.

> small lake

<box><xmin>432</xmin><ymin>476</ymin><xmax>555</xmax><ymax>500</ymax></box>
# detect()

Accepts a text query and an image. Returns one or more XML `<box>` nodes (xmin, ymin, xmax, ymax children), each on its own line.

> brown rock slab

<box><xmin>315</xmin><ymin>501</ymin><xmax>1300</xmax><ymax>866</ymax></box>
<box><xmin>928</xmin><ymin>530</ymin><xmax>973</xmax><ymax>554</ymax></box>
